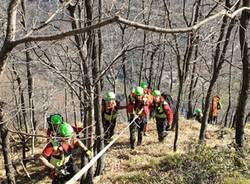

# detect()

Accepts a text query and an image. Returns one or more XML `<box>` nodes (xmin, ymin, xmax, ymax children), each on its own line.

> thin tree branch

<box><xmin>25</xmin><ymin>0</ymin><xmax>76</xmax><ymax>36</ymax></box>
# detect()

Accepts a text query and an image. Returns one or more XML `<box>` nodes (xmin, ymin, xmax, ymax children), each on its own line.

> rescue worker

<box><xmin>39</xmin><ymin>122</ymin><xmax>92</xmax><ymax>184</ymax></box>
<box><xmin>47</xmin><ymin>114</ymin><xmax>82</xmax><ymax>140</ymax></box>
<box><xmin>140</xmin><ymin>82</ymin><xmax>151</xmax><ymax>96</ymax></box>
<box><xmin>193</xmin><ymin>108</ymin><xmax>203</xmax><ymax>123</ymax></box>
<box><xmin>101</xmin><ymin>91</ymin><xmax>123</xmax><ymax>144</ymax></box>
<box><xmin>140</xmin><ymin>82</ymin><xmax>153</xmax><ymax>136</ymax></box>
<box><xmin>47</xmin><ymin>114</ymin><xmax>65</xmax><ymax>138</ymax></box>
<box><xmin>152</xmin><ymin>90</ymin><xmax>173</xmax><ymax>142</ymax></box>
<box><xmin>127</xmin><ymin>86</ymin><xmax>150</xmax><ymax>149</ymax></box>
<box><xmin>208</xmin><ymin>95</ymin><xmax>222</xmax><ymax>124</ymax></box>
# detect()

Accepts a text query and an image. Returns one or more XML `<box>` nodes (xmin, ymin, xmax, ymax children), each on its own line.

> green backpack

<box><xmin>218</xmin><ymin>100</ymin><xmax>222</xmax><ymax>110</ymax></box>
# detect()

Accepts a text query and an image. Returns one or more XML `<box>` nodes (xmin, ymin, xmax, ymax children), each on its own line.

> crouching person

<box><xmin>39</xmin><ymin>122</ymin><xmax>92</xmax><ymax>184</ymax></box>
<box><xmin>194</xmin><ymin>108</ymin><xmax>203</xmax><ymax>123</ymax></box>
<box><xmin>152</xmin><ymin>90</ymin><xmax>173</xmax><ymax>142</ymax></box>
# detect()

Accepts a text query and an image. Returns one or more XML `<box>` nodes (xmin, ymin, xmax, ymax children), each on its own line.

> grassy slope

<box><xmin>1</xmin><ymin>118</ymin><xmax>250</xmax><ymax>183</ymax></box>
<box><xmin>94</xmin><ymin>118</ymin><xmax>250</xmax><ymax>184</ymax></box>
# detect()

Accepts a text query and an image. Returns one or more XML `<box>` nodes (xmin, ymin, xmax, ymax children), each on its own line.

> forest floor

<box><xmin>1</xmin><ymin>118</ymin><xmax>250</xmax><ymax>184</ymax></box>
<box><xmin>94</xmin><ymin>118</ymin><xmax>250</xmax><ymax>184</ymax></box>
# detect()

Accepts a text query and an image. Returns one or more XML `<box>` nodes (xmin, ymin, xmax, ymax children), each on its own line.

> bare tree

<box><xmin>199</xmin><ymin>1</ymin><xmax>240</xmax><ymax>141</ymax></box>
<box><xmin>171</xmin><ymin>0</ymin><xmax>201</xmax><ymax>151</ymax></box>
<box><xmin>94</xmin><ymin>0</ymin><xmax>105</xmax><ymax>177</ymax></box>
<box><xmin>234</xmin><ymin>0</ymin><xmax>250</xmax><ymax>149</ymax></box>
<box><xmin>0</xmin><ymin>101</ymin><xmax>16</xmax><ymax>184</ymax></box>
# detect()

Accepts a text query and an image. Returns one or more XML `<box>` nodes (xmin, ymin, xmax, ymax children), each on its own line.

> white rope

<box><xmin>65</xmin><ymin>110</ymin><xmax>143</xmax><ymax>184</ymax></box>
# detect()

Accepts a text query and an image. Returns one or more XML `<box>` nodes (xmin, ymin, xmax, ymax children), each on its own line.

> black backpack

<box><xmin>161</xmin><ymin>92</ymin><xmax>174</xmax><ymax>110</ymax></box>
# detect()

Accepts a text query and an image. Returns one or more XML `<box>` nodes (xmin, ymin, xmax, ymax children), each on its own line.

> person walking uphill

<box><xmin>152</xmin><ymin>90</ymin><xmax>173</xmax><ymax>142</ymax></box>
<box><xmin>127</xmin><ymin>86</ymin><xmax>150</xmax><ymax>149</ymax></box>
<box><xmin>39</xmin><ymin>123</ymin><xmax>92</xmax><ymax>184</ymax></box>
<box><xmin>208</xmin><ymin>95</ymin><xmax>222</xmax><ymax>124</ymax></box>
<box><xmin>102</xmin><ymin>91</ymin><xmax>125</xmax><ymax>144</ymax></box>
<box><xmin>140</xmin><ymin>82</ymin><xmax>153</xmax><ymax>136</ymax></box>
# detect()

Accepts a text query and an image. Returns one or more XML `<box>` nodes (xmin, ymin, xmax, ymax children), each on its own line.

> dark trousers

<box><xmin>52</xmin><ymin>158</ymin><xmax>78</xmax><ymax>184</ymax></box>
<box><xmin>208</xmin><ymin>116</ymin><xmax>217</xmax><ymax>124</ymax></box>
<box><xmin>103</xmin><ymin>119</ymin><xmax>117</xmax><ymax>141</ymax></box>
<box><xmin>129</xmin><ymin>115</ymin><xmax>145</xmax><ymax>149</ymax></box>
<box><xmin>156</xmin><ymin>118</ymin><xmax>168</xmax><ymax>142</ymax></box>
<box><xmin>195</xmin><ymin>115</ymin><xmax>202</xmax><ymax>123</ymax></box>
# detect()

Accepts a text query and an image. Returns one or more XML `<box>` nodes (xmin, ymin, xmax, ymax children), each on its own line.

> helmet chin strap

<box><xmin>51</xmin><ymin>124</ymin><xmax>60</xmax><ymax>137</ymax></box>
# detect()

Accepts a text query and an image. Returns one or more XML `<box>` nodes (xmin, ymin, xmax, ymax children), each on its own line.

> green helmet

<box><xmin>106</xmin><ymin>92</ymin><xmax>115</xmax><ymax>100</ymax></box>
<box><xmin>195</xmin><ymin>108</ymin><xmax>202</xmax><ymax>113</ymax></box>
<box><xmin>134</xmin><ymin>86</ymin><xmax>144</xmax><ymax>96</ymax></box>
<box><xmin>152</xmin><ymin>89</ymin><xmax>161</xmax><ymax>97</ymax></box>
<box><xmin>51</xmin><ymin>114</ymin><xmax>62</xmax><ymax>125</ymax></box>
<box><xmin>59</xmin><ymin>122</ymin><xmax>74</xmax><ymax>137</ymax></box>
<box><xmin>140</xmin><ymin>82</ymin><xmax>148</xmax><ymax>89</ymax></box>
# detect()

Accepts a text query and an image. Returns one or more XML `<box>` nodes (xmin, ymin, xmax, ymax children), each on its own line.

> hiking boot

<box><xmin>131</xmin><ymin>144</ymin><xmax>135</xmax><ymax>149</ymax></box>
<box><xmin>137</xmin><ymin>141</ymin><xmax>142</xmax><ymax>146</ymax></box>
<box><xmin>163</xmin><ymin>131</ymin><xmax>168</xmax><ymax>137</ymax></box>
<box><xmin>159</xmin><ymin>138</ymin><xmax>164</xmax><ymax>142</ymax></box>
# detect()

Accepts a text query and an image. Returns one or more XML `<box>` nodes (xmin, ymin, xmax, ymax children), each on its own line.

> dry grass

<box><xmin>94</xmin><ymin>118</ymin><xmax>242</xmax><ymax>184</ymax></box>
<box><xmin>1</xmin><ymin>118</ymin><xmax>249</xmax><ymax>184</ymax></box>
<box><xmin>0</xmin><ymin>131</ymin><xmax>51</xmax><ymax>184</ymax></box>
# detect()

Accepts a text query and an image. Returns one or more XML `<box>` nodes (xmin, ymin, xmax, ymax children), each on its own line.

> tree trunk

<box><xmin>93</xmin><ymin>76</ymin><xmax>105</xmax><ymax>176</ymax></box>
<box><xmin>173</xmin><ymin>0</ymin><xmax>201</xmax><ymax>151</ymax></box>
<box><xmin>94</xmin><ymin>0</ymin><xmax>105</xmax><ymax>176</ymax></box>
<box><xmin>20</xmin><ymin>0</ymin><xmax>36</xmax><ymax>156</ymax></box>
<box><xmin>173</xmin><ymin>77</ymin><xmax>183</xmax><ymax>151</ymax></box>
<box><xmin>0</xmin><ymin>0</ymin><xmax>20</xmax><ymax>76</ymax></box>
<box><xmin>139</xmin><ymin>0</ymin><xmax>146</xmax><ymax>84</ymax></box>
<box><xmin>224</xmin><ymin>51</ymin><xmax>233</xmax><ymax>127</ymax></box>
<box><xmin>187</xmin><ymin>44</ymin><xmax>198</xmax><ymax>119</ymax></box>
<box><xmin>157</xmin><ymin>58</ymin><xmax>165</xmax><ymax>89</ymax></box>
<box><xmin>82</xmin><ymin>0</ymin><xmax>95</xmax><ymax>182</ymax></box>
<box><xmin>0</xmin><ymin>101</ymin><xmax>16</xmax><ymax>184</ymax></box>
<box><xmin>148</xmin><ymin>47</ymin><xmax>158</xmax><ymax>87</ymax></box>
<box><xmin>199</xmin><ymin>1</ymin><xmax>239</xmax><ymax>140</ymax></box>
<box><xmin>234</xmin><ymin>0</ymin><xmax>250</xmax><ymax>149</ymax></box>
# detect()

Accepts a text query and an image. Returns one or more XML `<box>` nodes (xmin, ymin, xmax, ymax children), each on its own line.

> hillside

<box><xmin>1</xmin><ymin>118</ymin><xmax>250</xmax><ymax>184</ymax></box>
<box><xmin>94</xmin><ymin>118</ymin><xmax>250</xmax><ymax>184</ymax></box>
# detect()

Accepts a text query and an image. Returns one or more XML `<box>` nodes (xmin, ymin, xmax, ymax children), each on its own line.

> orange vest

<box><xmin>209</xmin><ymin>96</ymin><xmax>220</xmax><ymax>117</ymax></box>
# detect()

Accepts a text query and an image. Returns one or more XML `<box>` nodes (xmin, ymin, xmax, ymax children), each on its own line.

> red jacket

<box><xmin>42</xmin><ymin>141</ymin><xmax>73</xmax><ymax>158</ymax></box>
<box><xmin>127</xmin><ymin>93</ymin><xmax>149</xmax><ymax>116</ymax></box>
<box><xmin>154</xmin><ymin>97</ymin><xmax>173</xmax><ymax>126</ymax></box>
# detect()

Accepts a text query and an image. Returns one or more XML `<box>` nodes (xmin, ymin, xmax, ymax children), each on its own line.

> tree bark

<box><xmin>173</xmin><ymin>0</ymin><xmax>201</xmax><ymax>151</ymax></box>
<box><xmin>187</xmin><ymin>44</ymin><xmax>199</xmax><ymax>119</ymax></box>
<box><xmin>234</xmin><ymin>0</ymin><xmax>250</xmax><ymax>149</ymax></box>
<box><xmin>0</xmin><ymin>101</ymin><xmax>16</xmax><ymax>184</ymax></box>
<box><xmin>94</xmin><ymin>0</ymin><xmax>105</xmax><ymax>176</ymax></box>
<box><xmin>82</xmin><ymin>0</ymin><xmax>95</xmax><ymax>182</ymax></box>
<box><xmin>199</xmin><ymin>1</ymin><xmax>240</xmax><ymax>141</ymax></box>
<box><xmin>0</xmin><ymin>0</ymin><xmax>20</xmax><ymax>75</ymax></box>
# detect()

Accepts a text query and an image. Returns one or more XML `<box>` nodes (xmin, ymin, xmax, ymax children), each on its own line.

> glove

<box><xmin>85</xmin><ymin>149</ymin><xmax>92</xmax><ymax>159</ymax></box>
<box><xmin>58</xmin><ymin>168</ymin><xmax>70</xmax><ymax>176</ymax></box>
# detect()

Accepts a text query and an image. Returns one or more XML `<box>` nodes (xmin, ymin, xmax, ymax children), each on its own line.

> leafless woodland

<box><xmin>0</xmin><ymin>0</ymin><xmax>249</xmax><ymax>183</ymax></box>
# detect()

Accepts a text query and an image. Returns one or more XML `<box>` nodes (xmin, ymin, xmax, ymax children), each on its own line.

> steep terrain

<box><xmin>94</xmin><ymin>118</ymin><xmax>248</xmax><ymax>184</ymax></box>
<box><xmin>1</xmin><ymin>118</ymin><xmax>250</xmax><ymax>184</ymax></box>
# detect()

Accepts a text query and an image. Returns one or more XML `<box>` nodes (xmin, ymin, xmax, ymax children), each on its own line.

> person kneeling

<box><xmin>39</xmin><ymin>122</ymin><xmax>92</xmax><ymax>184</ymax></box>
